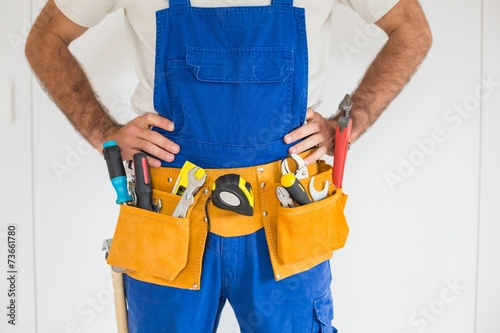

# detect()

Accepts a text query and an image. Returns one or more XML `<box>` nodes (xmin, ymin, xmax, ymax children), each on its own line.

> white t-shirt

<box><xmin>55</xmin><ymin>0</ymin><xmax>399</xmax><ymax>115</ymax></box>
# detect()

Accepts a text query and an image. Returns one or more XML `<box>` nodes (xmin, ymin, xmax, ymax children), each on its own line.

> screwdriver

<box><xmin>280</xmin><ymin>173</ymin><xmax>311</xmax><ymax>206</ymax></box>
<box><xmin>102</xmin><ymin>141</ymin><xmax>132</xmax><ymax>205</ymax></box>
<box><xmin>133</xmin><ymin>152</ymin><xmax>153</xmax><ymax>211</ymax></box>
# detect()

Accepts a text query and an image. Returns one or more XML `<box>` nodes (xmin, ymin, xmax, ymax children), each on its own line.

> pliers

<box><xmin>276</xmin><ymin>186</ymin><xmax>295</xmax><ymax>208</ymax></box>
<box><xmin>281</xmin><ymin>153</ymin><xmax>309</xmax><ymax>179</ymax></box>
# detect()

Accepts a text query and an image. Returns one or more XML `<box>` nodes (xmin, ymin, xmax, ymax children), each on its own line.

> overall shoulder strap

<box><xmin>168</xmin><ymin>0</ymin><xmax>189</xmax><ymax>8</ymax></box>
<box><xmin>271</xmin><ymin>0</ymin><xmax>293</xmax><ymax>6</ymax></box>
<box><xmin>168</xmin><ymin>0</ymin><xmax>294</xmax><ymax>8</ymax></box>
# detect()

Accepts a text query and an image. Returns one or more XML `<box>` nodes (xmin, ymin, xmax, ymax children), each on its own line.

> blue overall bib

<box><xmin>152</xmin><ymin>0</ymin><xmax>308</xmax><ymax>168</ymax></box>
<box><xmin>122</xmin><ymin>0</ymin><xmax>337</xmax><ymax>331</ymax></box>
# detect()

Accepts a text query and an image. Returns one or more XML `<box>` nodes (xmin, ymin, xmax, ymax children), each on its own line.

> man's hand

<box><xmin>105</xmin><ymin>113</ymin><xmax>179</xmax><ymax>167</ymax></box>
<box><xmin>284</xmin><ymin>0</ymin><xmax>432</xmax><ymax>164</ymax></box>
<box><xmin>25</xmin><ymin>0</ymin><xmax>179</xmax><ymax>167</ymax></box>
<box><xmin>284</xmin><ymin>108</ymin><xmax>336</xmax><ymax>165</ymax></box>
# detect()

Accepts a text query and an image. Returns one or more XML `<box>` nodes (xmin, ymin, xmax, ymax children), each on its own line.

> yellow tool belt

<box><xmin>107</xmin><ymin>151</ymin><xmax>349</xmax><ymax>289</ymax></box>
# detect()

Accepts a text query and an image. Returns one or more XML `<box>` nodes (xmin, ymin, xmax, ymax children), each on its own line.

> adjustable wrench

<box><xmin>172</xmin><ymin>167</ymin><xmax>207</xmax><ymax>218</ymax></box>
<box><xmin>309</xmin><ymin>176</ymin><xmax>329</xmax><ymax>202</ymax></box>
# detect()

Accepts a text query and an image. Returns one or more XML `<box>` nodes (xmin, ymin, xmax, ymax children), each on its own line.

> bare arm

<box><xmin>348</xmin><ymin>0</ymin><xmax>432</xmax><ymax>141</ymax></box>
<box><xmin>285</xmin><ymin>0</ymin><xmax>432</xmax><ymax>164</ymax></box>
<box><xmin>25</xmin><ymin>0</ymin><xmax>179</xmax><ymax>166</ymax></box>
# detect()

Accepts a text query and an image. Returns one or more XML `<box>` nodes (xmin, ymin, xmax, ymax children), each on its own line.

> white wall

<box><xmin>327</xmin><ymin>1</ymin><xmax>481</xmax><ymax>332</ymax></box>
<box><xmin>0</xmin><ymin>1</ymin><xmax>36</xmax><ymax>332</ymax></box>
<box><xmin>0</xmin><ymin>0</ymin><xmax>498</xmax><ymax>332</ymax></box>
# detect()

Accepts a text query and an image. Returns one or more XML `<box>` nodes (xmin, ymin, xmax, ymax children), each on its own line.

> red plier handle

<box><xmin>333</xmin><ymin>94</ymin><xmax>352</xmax><ymax>189</ymax></box>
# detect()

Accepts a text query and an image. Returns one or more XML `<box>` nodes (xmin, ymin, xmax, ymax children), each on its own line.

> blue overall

<box><xmin>152</xmin><ymin>0</ymin><xmax>308</xmax><ymax>168</ymax></box>
<box><xmin>124</xmin><ymin>229</ymin><xmax>337</xmax><ymax>332</ymax></box>
<box><xmin>124</xmin><ymin>0</ymin><xmax>337</xmax><ymax>331</ymax></box>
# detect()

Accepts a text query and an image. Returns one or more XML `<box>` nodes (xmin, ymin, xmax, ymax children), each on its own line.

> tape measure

<box><xmin>211</xmin><ymin>174</ymin><xmax>254</xmax><ymax>216</ymax></box>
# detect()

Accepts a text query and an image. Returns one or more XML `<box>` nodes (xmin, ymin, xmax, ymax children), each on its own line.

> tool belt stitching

<box><xmin>153</xmin><ymin>196</ymin><xmax>182</xmax><ymax>205</ymax></box>
<box><xmin>278</xmin><ymin>196</ymin><xmax>338</xmax><ymax>216</ymax></box>
<box><xmin>261</xmin><ymin>192</ymin><xmax>281</xmax><ymax>277</ymax></box>
<box><xmin>193</xmin><ymin>209</ymin><xmax>207</xmax><ymax>287</ymax></box>
<box><xmin>123</xmin><ymin>209</ymin><xmax>189</xmax><ymax>225</ymax></box>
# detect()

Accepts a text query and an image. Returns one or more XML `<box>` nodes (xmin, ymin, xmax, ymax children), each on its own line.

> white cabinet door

<box><xmin>476</xmin><ymin>0</ymin><xmax>500</xmax><ymax>331</ymax></box>
<box><xmin>0</xmin><ymin>1</ymin><xmax>36</xmax><ymax>332</ymax></box>
<box><xmin>30</xmin><ymin>7</ymin><xmax>137</xmax><ymax>333</ymax></box>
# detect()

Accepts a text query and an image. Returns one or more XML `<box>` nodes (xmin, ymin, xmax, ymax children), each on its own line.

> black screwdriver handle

<box><xmin>102</xmin><ymin>141</ymin><xmax>132</xmax><ymax>204</ymax></box>
<box><xmin>103</xmin><ymin>141</ymin><xmax>126</xmax><ymax>180</ymax></box>
<box><xmin>133</xmin><ymin>152</ymin><xmax>153</xmax><ymax>211</ymax></box>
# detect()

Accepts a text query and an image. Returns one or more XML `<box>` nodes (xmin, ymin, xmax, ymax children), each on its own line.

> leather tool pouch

<box><xmin>261</xmin><ymin>163</ymin><xmax>349</xmax><ymax>280</ymax></box>
<box><xmin>106</xmin><ymin>189</ymin><xmax>208</xmax><ymax>290</ymax></box>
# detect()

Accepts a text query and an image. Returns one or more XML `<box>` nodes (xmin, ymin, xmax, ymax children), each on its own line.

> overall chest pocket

<box><xmin>164</xmin><ymin>46</ymin><xmax>295</xmax><ymax>145</ymax></box>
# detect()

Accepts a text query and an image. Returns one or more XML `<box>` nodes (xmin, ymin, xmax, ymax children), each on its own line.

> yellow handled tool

<box><xmin>281</xmin><ymin>173</ymin><xmax>311</xmax><ymax>206</ymax></box>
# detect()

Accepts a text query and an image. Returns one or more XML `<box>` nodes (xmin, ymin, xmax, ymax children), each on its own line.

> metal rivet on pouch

<box><xmin>192</xmin><ymin>284</ymin><xmax>198</xmax><ymax>290</ymax></box>
<box><xmin>262</xmin><ymin>211</ymin><xmax>268</xmax><ymax>217</ymax></box>
<box><xmin>203</xmin><ymin>217</ymin><xmax>208</xmax><ymax>223</ymax></box>
<box><xmin>168</xmin><ymin>177</ymin><xmax>173</xmax><ymax>182</ymax></box>
<box><xmin>260</xmin><ymin>182</ymin><xmax>266</xmax><ymax>188</ymax></box>
<box><xmin>276</xmin><ymin>274</ymin><xmax>281</xmax><ymax>279</ymax></box>
<box><xmin>257</xmin><ymin>167</ymin><xmax>264</xmax><ymax>173</ymax></box>
<box><xmin>203</xmin><ymin>188</ymin><xmax>209</xmax><ymax>195</ymax></box>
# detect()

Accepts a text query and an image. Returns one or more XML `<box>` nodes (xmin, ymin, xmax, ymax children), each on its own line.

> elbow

<box><xmin>24</xmin><ymin>27</ymin><xmax>59</xmax><ymax>71</ymax></box>
<box><xmin>420</xmin><ymin>23</ymin><xmax>433</xmax><ymax>55</ymax></box>
<box><xmin>402</xmin><ymin>19</ymin><xmax>433</xmax><ymax>60</ymax></box>
<box><xmin>25</xmin><ymin>28</ymin><xmax>40</xmax><ymax>68</ymax></box>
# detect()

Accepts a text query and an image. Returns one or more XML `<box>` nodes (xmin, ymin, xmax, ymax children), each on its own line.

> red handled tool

<box><xmin>133</xmin><ymin>153</ymin><xmax>153</xmax><ymax>211</ymax></box>
<box><xmin>333</xmin><ymin>94</ymin><xmax>352</xmax><ymax>188</ymax></box>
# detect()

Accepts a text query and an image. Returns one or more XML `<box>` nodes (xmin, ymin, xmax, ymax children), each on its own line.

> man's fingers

<box><xmin>136</xmin><ymin>131</ymin><xmax>179</xmax><ymax>164</ymax></box>
<box><xmin>146</xmin><ymin>155</ymin><xmax>163</xmax><ymax>168</ymax></box>
<box><xmin>137</xmin><ymin>114</ymin><xmax>180</xmax><ymax>164</ymax></box>
<box><xmin>142</xmin><ymin>113</ymin><xmax>175</xmax><ymax>132</ymax></box>
<box><xmin>139</xmin><ymin>128</ymin><xmax>180</xmax><ymax>154</ymax></box>
<box><xmin>284</xmin><ymin>109</ymin><xmax>321</xmax><ymax>143</ymax></box>
<box><xmin>302</xmin><ymin>146</ymin><xmax>328</xmax><ymax>166</ymax></box>
<box><xmin>283</xmin><ymin>108</ymin><xmax>336</xmax><ymax>163</ymax></box>
<box><xmin>284</xmin><ymin>120</ymin><xmax>322</xmax><ymax>153</ymax></box>
<box><xmin>284</xmin><ymin>126</ymin><xmax>309</xmax><ymax>147</ymax></box>
<box><xmin>103</xmin><ymin>113</ymin><xmax>181</xmax><ymax>166</ymax></box>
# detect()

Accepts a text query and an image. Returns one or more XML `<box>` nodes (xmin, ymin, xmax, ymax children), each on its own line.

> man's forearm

<box><xmin>25</xmin><ymin>7</ymin><xmax>119</xmax><ymax>151</ymax></box>
<box><xmin>347</xmin><ymin>0</ymin><xmax>432</xmax><ymax>142</ymax></box>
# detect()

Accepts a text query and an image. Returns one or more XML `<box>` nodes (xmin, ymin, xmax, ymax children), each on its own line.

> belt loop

<box><xmin>271</xmin><ymin>0</ymin><xmax>293</xmax><ymax>6</ymax></box>
<box><xmin>168</xmin><ymin>0</ymin><xmax>190</xmax><ymax>8</ymax></box>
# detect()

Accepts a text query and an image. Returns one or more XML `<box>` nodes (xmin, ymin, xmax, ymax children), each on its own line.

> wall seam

<box><xmin>473</xmin><ymin>0</ymin><xmax>484</xmax><ymax>332</ymax></box>
<box><xmin>28</xmin><ymin>0</ymin><xmax>39</xmax><ymax>331</ymax></box>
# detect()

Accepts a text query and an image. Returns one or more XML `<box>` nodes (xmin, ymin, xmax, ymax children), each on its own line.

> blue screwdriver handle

<box><xmin>103</xmin><ymin>141</ymin><xmax>132</xmax><ymax>205</ymax></box>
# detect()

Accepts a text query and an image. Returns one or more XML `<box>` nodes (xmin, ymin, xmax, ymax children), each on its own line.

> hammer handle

<box><xmin>111</xmin><ymin>270</ymin><xmax>129</xmax><ymax>333</ymax></box>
